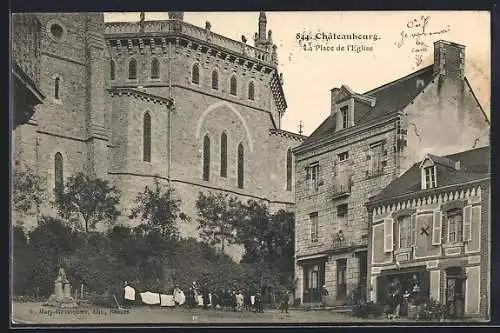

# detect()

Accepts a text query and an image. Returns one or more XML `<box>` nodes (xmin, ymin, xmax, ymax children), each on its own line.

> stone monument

<box><xmin>45</xmin><ymin>267</ymin><xmax>78</xmax><ymax>308</ymax></box>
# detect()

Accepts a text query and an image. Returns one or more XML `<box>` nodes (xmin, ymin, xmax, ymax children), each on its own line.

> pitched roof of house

<box><xmin>369</xmin><ymin>146</ymin><xmax>490</xmax><ymax>204</ymax></box>
<box><xmin>301</xmin><ymin>65</ymin><xmax>436</xmax><ymax>146</ymax></box>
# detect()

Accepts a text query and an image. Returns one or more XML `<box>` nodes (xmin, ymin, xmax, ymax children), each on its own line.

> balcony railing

<box><xmin>105</xmin><ymin>20</ymin><xmax>274</xmax><ymax>65</ymax></box>
<box><xmin>330</xmin><ymin>179</ymin><xmax>353</xmax><ymax>200</ymax></box>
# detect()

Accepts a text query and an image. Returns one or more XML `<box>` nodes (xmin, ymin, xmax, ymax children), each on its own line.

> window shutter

<box><xmin>411</xmin><ymin>213</ymin><xmax>417</xmax><ymax>246</ymax></box>
<box><xmin>463</xmin><ymin>205</ymin><xmax>472</xmax><ymax>242</ymax></box>
<box><xmin>306</xmin><ymin>166</ymin><xmax>310</xmax><ymax>180</ymax></box>
<box><xmin>383</xmin><ymin>218</ymin><xmax>393</xmax><ymax>253</ymax></box>
<box><xmin>432</xmin><ymin>210</ymin><xmax>442</xmax><ymax>245</ymax></box>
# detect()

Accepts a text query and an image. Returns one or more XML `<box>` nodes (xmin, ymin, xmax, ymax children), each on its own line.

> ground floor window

<box><xmin>302</xmin><ymin>261</ymin><xmax>325</xmax><ymax>303</ymax></box>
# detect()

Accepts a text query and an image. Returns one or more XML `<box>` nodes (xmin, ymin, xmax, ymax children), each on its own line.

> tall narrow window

<box><xmin>237</xmin><ymin>143</ymin><xmax>244</xmax><ymax>188</ymax></box>
<box><xmin>424</xmin><ymin>166</ymin><xmax>437</xmax><ymax>189</ymax></box>
<box><xmin>286</xmin><ymin>149</ymin><xmax>293</xmax><ymax>191</ymax></box>
<box><xmin>128</xmin><ymin>59</ymin><xmax>137</xmax><ymax>79</ymax></box>
<box><xmin>230</xmin><ymin>75</ymin><xmax>237</xmax><ymax>96</ymax></box>
<box><xmin>340</xmin><ymin>106</ymin><xmax>349</xmax><ymax>129</ymax></box>
<box><xmin>143</xmin><ymin>113</ymin><xmax>151</xmax><ymax>162</ymax></box>
<box><xmin>110</xmin><ymin>60</ymin><xmax>115</xmax><ymax>80</ymax></box>
<box><xmin>220</xmin><ymin>132</ymin><xmax>227</xmax><ymax>178</ymax></box>
<box><xmin>192</xmin><ymin>64</ymin><xmax>200</xmax><ymax>84</ymax></box>
<box><xmin>203</xmin><ymin>135</ymin><xmax>210</xmax><ymax>181</ymax></box>
<box><xmin>398</xmin><ymin>215</ymin><xmax>412</xmax><ymax>248</ymax></box>
<box><xmin>447</xmin><ymin>209</ymin><xmax>463</xmax><ymax>243</ymax></box>
<box><xmin>54</xmin><ymin>77</ymin><xmax>60</xmax><ymax>99</ymax></box>
<box><xmin>212</xmin><ymin>70</ymin><xmax>219</xmax><ymax>90</ymax></box>
<box><xmin>151</xmin><ymin>58</ymin><xmax>160</xmax><ymax>79</ymax></box>
<box><xmin>54</xmin><ymin>152</ymin><xmax>63</xmax><ymax>200</ymax></box>
<box><xmin>248</xmin><ymin>81</ymin><xmax>255</xmax><ymax>100</ymax></box>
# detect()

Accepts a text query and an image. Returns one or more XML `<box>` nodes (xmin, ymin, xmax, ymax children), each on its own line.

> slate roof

<box><xmin>368</xmin><ymin>146</ymin><xmax>490</xmax><ymax>204</ymax></box>
<box><xmin>301</xmin><ymin>65</ymin><xmax>436</xmax><ymax>146</ymax></box>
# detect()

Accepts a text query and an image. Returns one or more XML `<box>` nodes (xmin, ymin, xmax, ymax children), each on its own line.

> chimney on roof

<box><xmin>433</xmin><ymin>40</ymin><xmax>465</xmax><ymax>80</ymax></box>
<box><xmin>330</xmin><ymin>88</ymin><xmax>341</xmax><ymax>115</ymax></box>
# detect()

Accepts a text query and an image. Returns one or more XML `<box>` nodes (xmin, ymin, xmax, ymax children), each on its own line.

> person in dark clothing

<box><xmin>202</xmin><ymin>285</ymin><xmax>210</xmax><ymax>309</ymax></box>
<box><xmin>320</xmin><ymin>285</ymin><xmax>329</xmax><ymax>308</ymax></box>
<box><xmin>254</xmin><ymin>292</ymin><xmax>263</xmax><ymax>313</ymax></box>
<box><xmin>244</xmin><ymin>288</ymin><xmax>251</xmax><ymax>312</ymax></box>
<box><xmin>280</xmin><ymin>290</ymin><xmax>290</xmax><ymax>314</ymax></box>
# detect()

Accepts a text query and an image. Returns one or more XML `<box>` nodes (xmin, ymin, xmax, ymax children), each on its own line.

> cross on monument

<box><xmin>298</xmin><ymin>121</ymin><xmax>304</xmax><ymax>135</ymax></box>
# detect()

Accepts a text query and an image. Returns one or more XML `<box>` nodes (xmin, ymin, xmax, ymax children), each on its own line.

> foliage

<box><xmin>55</xmin><ymin>172</ymin><xmax>121</xmax><ymax>233</ymax></box>
<box><xmin>236</xmin><ymin>201</ymin><xmax>295</xmax><ymax>289</ymax></box>
<box><xmin>351</xmin><ymin>301</ymin><xmax>385</xmax><ymax>318</ymax></box>
<box><xmin>12</xmin><ymin>166</ymin><xmax>46</xmax><ymax>217</ymax></box>
<box><xmin>129</xmin><ymin>179</ymin><xmax>189</xmax><ymax>239</ymax></box>
<box><xmin>26</xmin><ymin>216</ymin><xmax>82</xmax><ymax>296</ymax></box>
<box><xmin>195</xmin><ymin>192</ymin><xmax>242</xmax><ymax>251</ymax></box>
<box><xmin>417</xmin><ymin>298</ymin><xmax>447</xmax><ymax>321</ymax></box>
<box><xmin>12</xmin><ymin>225</ymin><xmax>32</xmax><ymax>295</ymax></box>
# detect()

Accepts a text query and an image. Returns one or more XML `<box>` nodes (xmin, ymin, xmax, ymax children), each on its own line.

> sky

<box><xmin>104</xmin><ymin>11</ymin><xmax>491</xmax><ymax>136</ymax></box>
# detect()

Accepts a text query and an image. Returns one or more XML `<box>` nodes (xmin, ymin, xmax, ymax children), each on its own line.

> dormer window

<box><xmin>341</xmin><ymin>106</ymin><xmax>349</xmax><ymax>129</ymax></box>
<box><xmin>424</xmin><ymin>166</ymin><xmax>437</xmax><ymax>189</ymax></box>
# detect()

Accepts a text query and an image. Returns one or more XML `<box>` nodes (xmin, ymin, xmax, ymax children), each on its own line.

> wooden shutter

<box><xmin>411</xmin><ymin>213</ymin><xmax>417</xmax><ymax>247</ymax></box>
<box><xmin>463</xmin><ymin>205</ymin><xmax>472</xmax><ymax>242</ymax></box>
<box><xmin>383</xmin><ymin>218</ymin><xmax>393</xmax><ymax>253</ymax></box>
<box><xmin>432</xmin><ymin>210</ymin><xmax>442</xmax><ymax>245</ymax></box>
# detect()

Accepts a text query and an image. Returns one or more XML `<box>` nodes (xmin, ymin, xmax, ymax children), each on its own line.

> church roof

<box><xmin>300</xmin><ymin>65</ymin><xmax>436</xmax><ymax>147</ymax></box>
<box><xmin>368</xmin><ymin>146</ymin><xmax>490</xmax><ymax>205</ymax></box>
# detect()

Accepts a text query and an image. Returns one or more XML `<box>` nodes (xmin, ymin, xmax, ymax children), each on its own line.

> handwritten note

<box><xmin>394</xmin><ymin>16</ymin><xmax>451</xmax><ymax>68</ymax></box>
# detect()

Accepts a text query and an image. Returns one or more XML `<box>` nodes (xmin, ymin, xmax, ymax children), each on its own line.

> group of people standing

<box><xmin>385</xmin><ymin>275</ymin><xmax>421</xmax><ymax>319</ymax></box>
<box><xmin>185</xmin><ymin>281</ymin><xmax>264</xmax><ymax>312</ymax></box>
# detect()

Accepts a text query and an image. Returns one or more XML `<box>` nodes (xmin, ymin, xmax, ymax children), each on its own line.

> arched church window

<box><xmin>110</xmin><ymin>60</ymin><xmax>115</xmax><ymax>80</ymax></box>
<box><xmin>54</xmin><ymin>152</ymin><xmax>64</xmax><ymax>200</ymax></box>
<box><xmin>151</xmin><ymin>58</ymin><xmax>160</xmax><ymax>79</ymax></box>
<box><xmin>192</xmin><ymin>64</ymin><xmax>200</xmax><ymax>84</ymax></box>
<box><xmin>54</xmin><ymin>77</ymin><xmax>60</xmax><ymax>99</ymax></box>
<box><xmin>129</xmin><ymin>58</ymin><xmax>137</xmax><ymax>80</ymax></box>
<box><xmin>230</xmin><ymin>75</ymin><xmax>237</xmax><ymax>96</ymax></box>
<box><xmin>203</xmin><ymin>135</ymin><xmax>210</xmax><ymax>181</ymax></box>
<box><xmin>237</xmin><ymin>143</ymin><xmax>244</xmax><ymax>189</ymax></box>
<box><xmin>143</xmin><ymin>112</ymin><xmax>151</xmax><ymax>162</ymax></box>
<box><xmin>212</xmin><ymin>70</ymin><xmax>219</xmax><ymax>90</ymax></box>
<box><xmin>248</xmin><ymin>81</ymin><xmax>255</xmax><ymax>100</ymax></box>
<box><xmin>220</xmin><ymin>132</ymin><xmax>227</xmax><ymax>178</ymax></box>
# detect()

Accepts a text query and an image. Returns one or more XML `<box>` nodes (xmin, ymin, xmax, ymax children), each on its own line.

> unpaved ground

<box><xmin>12</xmin><ymin>302</ymin><xmax>379</xmax><ymax>324</ymax></box>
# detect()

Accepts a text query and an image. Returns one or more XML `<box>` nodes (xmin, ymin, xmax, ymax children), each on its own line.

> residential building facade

<box><xmin>11</xmin><ymin>12</ymin><xmax>304</xmax><ymax>261</ymax></box>
<box><xmin>366</xmin><ymin>147</ymin><xmax>490</xmax><ymax>319</ymax></box>
<box><xmin>293</xmin><ymin>40</ymin><xmax>489</xmax><ymax>305</ymax></box>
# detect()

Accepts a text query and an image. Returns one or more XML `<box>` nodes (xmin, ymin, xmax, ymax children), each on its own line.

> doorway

<box><xmin>336</xmin><ymin>258</ymin><xmax>347</xmax><ymax>300</ymax></box>
<box><xmin>302</xmin><ymin>261</ymin><xmax>325</xmax><ymax>303</ymax></box>
<box><xmin>446</xmin><ymin>267</ymin><xmax>466</xmax><ymax>318</ymax></box>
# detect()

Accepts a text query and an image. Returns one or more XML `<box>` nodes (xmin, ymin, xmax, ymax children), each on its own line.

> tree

<box><xmin>129</xmin><ymin>178</ymin><xmax>189</xmax><ymax>239</ymax></box>
<box><xmin>195</xmin><ymin>192</ymin><xmax>243</xmax><ymax>252</ymax></box>
<box><xmin>55</xmin><ymin>172</ymin><xmax>121</xmax><ymax>233</ymax></box>
<box><xmin>12</xmin><ymin>166</ymin><xmax>46</xmax><ymax>218</ymax></box>
<box><xmin>235</xmin><ymin>200</ymin><xmax>295</xmax><ymax>289</ymax></box>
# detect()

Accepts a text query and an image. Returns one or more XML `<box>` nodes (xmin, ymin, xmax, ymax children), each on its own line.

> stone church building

<box><xmin>293</xmin><ymin>40</ymin><xmax>490</xmax><ymax>306</ymax></box>
<box><xmin>12</xmin><ymin>12</ymin><xmax>304</xmax><ymax>260</ymax></box>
